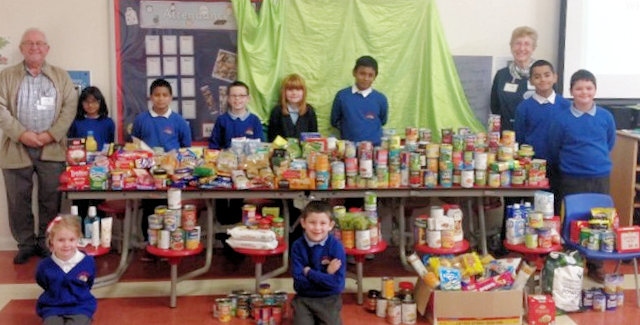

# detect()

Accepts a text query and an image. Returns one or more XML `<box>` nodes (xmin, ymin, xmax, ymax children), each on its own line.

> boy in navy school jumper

<box><xmin>330</xmin><ymin>55</ymin><xmax>388</xmax><ymax>147</ymax></box>
<box><xmin>291</xmin><ymin>200</ymin><xmax>346</xmax><ymax>325</ymax></box>
<box><xmin>131</xmin><ymin>78</ymin><xmax>192</xmax><ymax>152</ymax></box>
<box><xmin>208</xmin><ymin>80</ymin><xmax>263</xmax><ymax>149</ymax></box>
<box><xmin>548</xmin><ymin>69</ymin><xmax>616</xmax><ymax>283</ymax></box>
<box><xmin>514</xmin><ymin>60</ymin><xmax>568</xmax><ymax>213</ymax></box>
<box><xmin>131</xmin><ymin>79</ymin><xmax>192</xmax><ymax>248</ymax></box>
<box><xmin>36</xmin><ymin>215</ymin><xmax>96</xmax><ymax>325</ymax></box>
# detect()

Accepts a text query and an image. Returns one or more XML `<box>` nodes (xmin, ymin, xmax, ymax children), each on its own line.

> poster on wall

<box><xmin>115</xmin><ymin>0</ymin><xmax>248</xmax><ymax>143</ymax></box>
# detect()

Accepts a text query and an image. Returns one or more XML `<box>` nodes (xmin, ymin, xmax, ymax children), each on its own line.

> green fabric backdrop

<box><xmin>232</xmin><ymin>0</ymin><xmax>485</xmax><ymax>142</ymax></box>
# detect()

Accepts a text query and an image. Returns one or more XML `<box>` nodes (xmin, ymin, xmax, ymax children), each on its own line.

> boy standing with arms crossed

<box><xmin>331</xmin><ymin>55</ymin><xmax>388</xmax><ymax>146</ymax></box>
<box><xmin>548</xmin><ymin>69</ymin><xmax>616</xmax><ymax>282</ymax></box>
<box><xmin>291</xmin><ymin>200</ymin><xmax>346</xmax><ymax>324</ymax></box>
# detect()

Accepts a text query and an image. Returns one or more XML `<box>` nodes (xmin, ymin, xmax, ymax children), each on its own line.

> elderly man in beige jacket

<box><xmin>0</xmin><ymin>28</ymin><xmax>77</xmax><ymax>264</ymax></box>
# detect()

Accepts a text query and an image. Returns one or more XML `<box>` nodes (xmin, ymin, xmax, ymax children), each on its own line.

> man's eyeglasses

<box><xmin>21</xmin><ymin>41</ymin><xmax>48</xmax><ymax>48</ymax></box>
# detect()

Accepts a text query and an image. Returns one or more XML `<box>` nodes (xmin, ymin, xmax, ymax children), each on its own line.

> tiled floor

<box><xmin>0</xmin><ymin>249</ymin><xmax>637</xmax><ymax>324</ymax></box>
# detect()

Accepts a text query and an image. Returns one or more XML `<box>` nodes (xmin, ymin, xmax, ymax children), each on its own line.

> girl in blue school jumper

<box><xmin>36</xmin><ymin>215</ymin><xmax>96</xmax><ymax>325</ymax></box>
<box><xmin>68</xmin><ymin>86</ymin><xmax>115</xmax><ymax>223</ymax></box>
<box><xmin>68</xmin><ymin>86</ymin><xmax>115</xmax><ymax>151</ymax></box>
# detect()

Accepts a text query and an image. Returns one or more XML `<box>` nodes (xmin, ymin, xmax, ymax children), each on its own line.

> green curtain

<box><xmin>232</xmin><ymin>0</ymin><xmax>485</xmax><ymax>142</ymax></box>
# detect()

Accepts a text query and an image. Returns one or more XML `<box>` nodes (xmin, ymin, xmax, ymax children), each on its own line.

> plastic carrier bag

<box><xmin>541</xmin><ymin>250</ymin><xmax>584</xmax><ymax>312</ymax></box>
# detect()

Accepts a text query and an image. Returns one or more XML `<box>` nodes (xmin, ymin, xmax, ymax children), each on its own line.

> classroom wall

<box><xmin>0</xmin><ymin>0</ymin><xmax>560</xmax><ymax>250</ymax></box>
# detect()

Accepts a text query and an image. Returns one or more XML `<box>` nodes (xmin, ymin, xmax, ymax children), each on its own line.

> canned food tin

<box><xmin>170</xmin><ymin>229</ymin><xmax>184</xmax><ymax>250</ymax></box>
<box><xmin>386</xmin><ymin>298</ymin><xmax>402</xmax><ymax>325</ymax></box>
<box><xmin>163</xmin><ymin>210</ymin><xmax>178</xmax><ymax>231</ymax></box>
<box><xmin>587</xmin><ymin>230</ymin><xmax>601</xmax><ymax>251</ymax></box>
<box><xmin>148</xmin><ymin>214</ymin><xmax>163</xmax><ymax>230</ymax></box>
<box><xmin>181</xmin><ymin>204</ymin><xmax>197</xmax><ymax>230</ymax></box>
<box><xmin>167</xmin><ymin>188</ymin><xmax>182</xmax><ymax>209</ymax></box>
<box><xmin>600</xmin><ymin>230</ymin><xmax>615</xmax><ymax>253</ymax></box>
<box><xmin>242</xmin><ymin>204</ymin><xmax>257</xmax><ymax>226</ymax></box>
<box><xmin>580</xmin><ymin>227</ymin><xmax>591</xmax><ymax>247</ymax></box>
<box><xmin>376</xmin><ymin>298</ymin><xmax>387</xmax><ymax>318</ymax></box>
<box><xmin>215</xmin><ymin>298</ymin><xmax>232</xmax><ymax>322</ymax></box>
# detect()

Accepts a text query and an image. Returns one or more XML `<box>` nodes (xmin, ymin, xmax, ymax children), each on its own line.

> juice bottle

<box><xmin>85</xmin><ymin>130</ymin><xmax>98</xmax><ymax>152</ymax></box>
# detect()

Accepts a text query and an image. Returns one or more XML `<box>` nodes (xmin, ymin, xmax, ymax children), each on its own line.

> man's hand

<box><xmin>19</xmin><ymin>131</ymin><xmax>43</xmax><ymax>147</ymax></box>
<box><xmin>327</xmin><ymin>258</ymin><xmax>342</xmax><ymax>274</ymax></box>
<box><xmin>36</xmin><ymin>132</ymin><xmax>54</xmax><ymax>145</ymax></box>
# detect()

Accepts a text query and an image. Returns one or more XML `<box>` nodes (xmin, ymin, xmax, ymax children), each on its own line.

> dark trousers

<box><xmin>43</xmin><ymin>314</ymin><xmax>91</xmax><ymax>325</ymax></box>
<box><xmin>292</xmin><ymin>294</ymin><xmax>342</xmax><ymax>325</ymax></box>
<box><xmin>3</xmin><ymin>148</ymin><xmax>64</xmax><ymax>251</ymax></box>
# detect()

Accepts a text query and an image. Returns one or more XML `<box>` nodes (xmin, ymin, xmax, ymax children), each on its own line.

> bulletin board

<box><xmin>114</xmin><ymin>0</ymin><xmax>247</xmax><ymax>143</ymax></box>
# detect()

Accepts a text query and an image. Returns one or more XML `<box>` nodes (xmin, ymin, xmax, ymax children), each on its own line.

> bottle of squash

<box><xmin>85</xmin><ymin>130</ymin><xmax>98</xmax><ymax>152</ymax></box>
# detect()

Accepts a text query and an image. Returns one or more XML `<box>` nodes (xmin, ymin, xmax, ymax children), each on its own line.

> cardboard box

<box><xmin>415</xmin><ymin>279</ymin><xmax>523</xmax><ymax>325</ymax></box>
<box><xmin>616</xmin><ymin>226</ymin><xmax>640</xmax><ymax>253</ymax></box>
<box><xmin>526</xmin><ymin>294</ymin><xmax>555</xmax><ymax>325</ymax></box>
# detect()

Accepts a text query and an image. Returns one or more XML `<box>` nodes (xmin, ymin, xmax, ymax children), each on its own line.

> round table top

<box><xmin>414</xmin><ymin>240</ymin><xmax>470</xmax><ymax>255</ymax></box>
<box><xmin>146</xmin><ymin>243</ymin><xmax>204</xmax><ymax>257</ymax></box>
<box><xmin>344</xmin><ymin>240</ymin><xmax>388</xmax><ymax>256</ymax></box>
<box><xmin>232</xmin><ymin>243</ymin><xmax>287</xmax><ymax>256</ymax></box>
<box><xmin>79</xmin><ymin>244</ymin><xmax>110</xmax><ymax>257</ymax></box>
<box><xmin>503</xmin><ymin>240</ymin><xmax>563</xmax><ymax>254</ymax></box>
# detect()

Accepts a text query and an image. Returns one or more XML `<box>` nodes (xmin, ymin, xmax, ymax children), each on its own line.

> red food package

<box><xmin>66</xmin><ymin>138</ymin><xmax>86</xmax><ymax>166</ymax></box>
<box><xmin>63</xmin><ymin>165</ymin><xmax>90</xmax><ymax>190</ymax></box>
<box><xmin>526</xmin><ymin>294</ymin><xmax>555</xmax><ymax>325</ymax></box>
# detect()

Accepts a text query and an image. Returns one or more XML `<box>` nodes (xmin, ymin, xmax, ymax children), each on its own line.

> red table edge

<box><xmin>344</xmin><ymin>240</ymin><xmax>388</xmax><ymax>256</ymax></box>
<box><xmin>414</xmin><ymin>240</ymin><xmax>470</xmax><ymax>255</ymax></box>
<box><xmin>232</xmin><ymin>243</ymin><xmax>287</xmax><ymax>256</ymax></box>
<box><xmin>146</xmin><ymin>243</ymin><xmax>204</xmax><ymax>258</ymax></box>
<box><xmin>79</xmin><ymin>245</ymin><xmax>111</xmax><ymax>257</ymax></box>
<box><xmin>503</xmin><ymin>240</ymin><xmax>563</xmax><ymax>254</ymax></box>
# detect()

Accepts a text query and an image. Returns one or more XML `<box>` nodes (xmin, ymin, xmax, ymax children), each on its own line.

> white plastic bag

<box><xmin>541</xmin><ymin>250</ymin><xmax>584</xmax><ymax>312</ymax></box>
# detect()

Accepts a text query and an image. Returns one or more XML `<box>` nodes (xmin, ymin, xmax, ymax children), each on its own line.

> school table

<box><xmin>63</xmin><ymin>189</ymin><xmax>306</xmax><ymax>288</ymax></box>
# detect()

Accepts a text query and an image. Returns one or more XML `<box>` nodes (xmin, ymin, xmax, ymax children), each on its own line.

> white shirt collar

<box><xmin>149</xmin><ymin>107</ymin><xmax>172</xmax><ymax>118</ymax></box>
<box><xmin>351</xmin><ymin>85</ymin><xmax>372</xmax><ymax>98</ymax></box>
<box><xmin>570</xmin><ymin>103</ymin><xmax>597</xmax><ymax>117</ymax></box>
<box><xmin>229</xmin><ymin>109</ymin><xmax>250</xmax><ymax>121</ymax></box>
<box><xmin>304</xmin><ymin>233</ymin><xmax>328</xmax><ymax>247</ymax></box>
<box><xmin>532</xmin><ymin>91</ymin><xmax>556</xmax><ymax>105</ymax></box>
<box><xmin>51</xmin><ymin>249</ymin><xmax>85</xmax><ymax>273</ymax></box>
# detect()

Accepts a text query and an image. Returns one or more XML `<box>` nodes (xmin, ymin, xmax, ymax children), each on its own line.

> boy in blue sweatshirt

<box><xmin>208</xmin><ymin>80</ymin><xmax>263</xmax><ymax>149</ymax></box>
<box><xmin>548</xmin><ymin>69</ymin><xmax>616</xmax><ymax>283</ymax></box>
<box><xmin>514</xmin><ymin>60</ymin><xmax>569</xmax><ymax>213</ymax></box>
<box><xmin>291</xmin><ymin>200</ymin><xmax>346</xmax><ymax>324</ymax></box>
<box><xmin>331</xmin><ymin>55</ymin><xmax>388</xmax><ymax>146</ymax></box>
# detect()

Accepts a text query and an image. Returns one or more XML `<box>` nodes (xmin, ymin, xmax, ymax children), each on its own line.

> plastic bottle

<box><xmin>70</xmin><ymin>205</ymin><xmax>82</xmax><ymax>225</ymax></box>
<box><xmin>523</xmin><ymin>201</ymin><xmax>533</xmax><ymax>222</ymax></box>
<box><xmin>85</xmin><ymin>206</ymin><xmax>97</xmax><ymax>239</ymax></box>
<box><xmin>85</xmin><ymin>130</ymin><xmax>98</xmax><ymax>152</ymax></box>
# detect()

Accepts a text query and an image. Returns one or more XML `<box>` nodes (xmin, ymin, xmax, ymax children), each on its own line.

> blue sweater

<box><xmin>68</xmin><ymin>117</ymin><xmax>115</xmax><ymax>151</ymax></box>
<box><xmin>548</xmin><ymin>103</ymin><xmax>616</xmax><ymax>177</ymax></box>
<box><xmin>291</xmin><ymin>234</ymin><xmax>346</xmax><ymax>298</ymax></box>
<box><xmin>331</xmin><ymin>87</ymin><xmax>388</xmax><ymax>146</ymax></box>
<box><xmin>36</xmin><ymin>255</ymin><xmax>96</xmax><ymax>319</ymax></box>
<box><xmin>131</xmin><ymin>111</ymin><xmax>192</xmax><ymax>151</ymax></box>
<box><xmin>514</xmin><ymin>94</ymin><xmax>569</xmax><ymax>163</ymax></box>
<box><xmin>490</xmin><ymin>67</ymin><xmax>531</xmax><ymax>131</ymax></box>
<box><xmin>208</xmin><ymin>112</ymin><xmax>263</xmax><ymax>149</ymax></box>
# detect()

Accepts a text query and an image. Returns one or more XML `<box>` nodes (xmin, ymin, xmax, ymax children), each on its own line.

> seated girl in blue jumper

<box><xmin>36</xmin><ymin>215</ymin><xmax>96</xmax><ymax>325</ymax></box>
<box><xmin>291</xmin><ymin>200</ymin><xmax>346</xmax><ymax>324</ymax></box>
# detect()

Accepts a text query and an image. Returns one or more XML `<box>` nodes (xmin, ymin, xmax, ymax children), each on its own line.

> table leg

<box><xmin>255</xmin><ymin>262</ymin><xmax>263</xmax><ymax>293</ymax></box>
<box><xmin>94</xmin><ymin>199</ymin><xmax>134</xmax><ymax>287</ymax></box>
<box><xmin>477</xmin><ymin>196</ymin><xmax>488</xmax><ymax>255</ymax></box>
<box><xmin>397</xmin><ymin>197</ymin><xmax>411</xmax><ymax>271</ymax></box>
<box><xmin>170</xmin><ymin>263</ymin><xmax>178</xmax><ymax>308</ymax></box>
<box><xmin>356</xmin><ymin>260</ymin><xmax>364</xmax><ymax>305</ymax></box>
